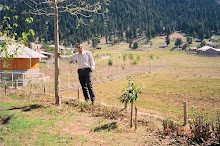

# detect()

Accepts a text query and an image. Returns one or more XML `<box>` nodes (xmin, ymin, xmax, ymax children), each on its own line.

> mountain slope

<box><xmin>1</xmin><ymin>0</ymin><xmax>220</xmax><ymax>46</ymax></box>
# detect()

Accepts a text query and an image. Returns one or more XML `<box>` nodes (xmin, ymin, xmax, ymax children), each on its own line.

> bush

<box><xmin>213</xmin><ymin>114</ymin><xmax>220</xmax><ymax>143</ymax></box>
<box><xmin>189</xmin><ymin>110</ymin><xmax>220</xmax><ymax>145</ymax></box>
<box><xmin>190</xmin><ymin>114</ymin><xmax>212</xmax><ymax>144</ymax></box>
<box><xmin>162</xmin><ymin>118</ymin><xmax>179</xmax><ymax>135</ymax></box>
<box><xmin>148</xmin><ymin>54</ymin><xmax>154</xmax><ymax>60</ymax></box>
<box><xmin>131</xmin><ymin>60</ymin><xmax>138</xmax><ymax>65</ymax></box>
<box><xmin>128</xmin><ymin>53</ymin><xmax>134</xmax><ymax>60</ymax></box>
<box><xmin>108</xmin><ymin>59</ymin><xmax>113</xmax><ymax>66</ymax></box>
<box><xmin>160</xmin><ymin>111</ymin><xmax>220</xmax><ymax>145</ymax></box>
<box><xmin>122</xmin><ymin>54</ymin><xmax>127</xmax><ymax>61</ymax></box>
<box><xmin>136</xmin><ymin>54</ymin><xmax>140</xmax><ymax>61</ymax></box>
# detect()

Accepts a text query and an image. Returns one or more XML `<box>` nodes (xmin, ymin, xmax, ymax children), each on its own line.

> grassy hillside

<box><xmin>1</xmin><ymin>33</ymin><xmax>220</xmax><ymax>145</ymax></box>
<box><xmin>60</xmin><ymin>33</ymin><xmax>220</xmax><ymax>120</ymax></box>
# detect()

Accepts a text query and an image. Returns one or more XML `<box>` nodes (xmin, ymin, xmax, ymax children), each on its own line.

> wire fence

<box><xmin>0</xmin><ymin>64</ymin><xmax>166</xmax><ymax>98</ymax></box>
<box><xmin>0</xmin><ymin>71</ymin><xmax>52</xmax><ymax>99</ymax></box>
<box><xmin>60</xmin><ymin>65</ymin><xmax>167</xmax><ymax>91</ymax></box>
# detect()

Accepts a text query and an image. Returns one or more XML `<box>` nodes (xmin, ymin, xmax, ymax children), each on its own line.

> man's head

<box><xmin>77</xmin><ymin>44</ymin><xmax>83</xmax><ymax>53</ymax></box>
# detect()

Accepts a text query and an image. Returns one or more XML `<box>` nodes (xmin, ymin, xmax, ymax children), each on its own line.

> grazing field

<box><xmin>63</xmin><ymin>51</ymin><xmax>220</xmax><ymax>119</ymax></box>
<box><xmin>1</xmin><ymin>33</ymin><xmax>220</xmax><ymax>145</ymax></box>
<box><xmin>39</xmin><ymin>33</ymin><xmax>220</xmax><ymax>120</ymax></box>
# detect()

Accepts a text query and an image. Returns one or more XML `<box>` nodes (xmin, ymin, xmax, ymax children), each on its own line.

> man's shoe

<box><xmin>92</xmin><ymin>100</ymin><xmax>96</xmax><ymax>105</ymax></box>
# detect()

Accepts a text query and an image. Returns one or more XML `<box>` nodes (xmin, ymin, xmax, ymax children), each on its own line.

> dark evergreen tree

<box><xmin>92</xmin><ymin>38</ymin><xmax>100</xmax><ymax>48</ymax></box>
<box><xmin>175</xmin><ymin>38</ymin><xmax>183</xmax><ymax>48</ymax></box>
<box><xmin>200</xmin><ymin>40</ymin><xmax>206</xmax><ymax>47</ymax></box>
<box><xmin>165</xmin><ymin>35</ymin><xmax>170</xmax><ymax>46</ymax></box>
<box><xmin>133</xmin><ymin>42</ymin><xmax>138</xmax><ymax>49</ymax></box>
<box><xmin>187</xmin><ymin>37</ymin><xmax>193</xmax><ymax>44</ymax></box>
<box><xmin>182</xmin><ymin>43</ymin><xmax>188</xmax><ymax>51</ymax></box>
<box><xmin>1</xmin><ymin>0</ymin><xmax>220</xmax><ymax>45</ymax></box>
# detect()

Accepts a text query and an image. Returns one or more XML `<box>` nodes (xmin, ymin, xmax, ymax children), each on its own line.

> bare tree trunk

<box><xmin>130</xmin><ymin>99</ymin><xmax>133</xmax><ymax>128</ymax></box>
<box><xmin>124</xmin><ymin>101</ymin><xmax>127</xmax><ymax>109</ymax></box>
<box><xmin>53</xmin><ymin>0</ymin><xmax>61</xmax><ymax>106</ymax></box>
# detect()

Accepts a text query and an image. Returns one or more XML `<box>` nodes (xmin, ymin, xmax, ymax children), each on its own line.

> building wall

<box><xmin>0</xmin><ymin>58</ymin><xmax>39</xmax><ymax>70</ymax></box>
<box><xmin>205</xmin><ymin>49</ymin><xmax>215</xmax><ymax>55</ymax></box>
<box><xmin>197</xmin><ymin>49</ymin><xmax>220</xmax><ymax>56</ymax></box>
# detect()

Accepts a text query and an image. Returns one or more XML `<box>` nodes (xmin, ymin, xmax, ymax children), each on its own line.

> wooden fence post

<box><xmin>77</xmin><ymin>88</ymin><xmax>80</xmax><ymax>99</ymax></box>
<box><xmin>4</xmin><ymin>81</ymin><xmax>7</xmax><ymax>96</ymax></box>
<box><xmin>15</xmin><ymin>80</ymin><xmax>18</xmax><ymax>89</ymax></box>
<box><xmin>184</xmin><ymin>101</ymin><xmax>188</xmax><ymax>126</ymax></box>
<box><xmin>12</xmin><ymin>73</ymin><xmax>14</xmax><ymax>87</ymax></box>
<box><xmin>68</xmin><ymin>72</ymin><xmax>70</xmax><ymax>88</ymax></box>
<box><xmin>135</xmin><ymin>107</ymin><xmax>137</xmax><ymax>130</ymax></box>
<box><xmin>43</xmin><ymin>83</ymin><xmax>46</xmax><ymax>95</ymax></box>
<box><xmin>23</xmin><ymin>74</ymin><xmax>24</xmax><ymax>86</ymax></box>
<box><xmin>130</xmin><ymin>99</ymin><xmax>133</xmax><ymax>128</ymax></box>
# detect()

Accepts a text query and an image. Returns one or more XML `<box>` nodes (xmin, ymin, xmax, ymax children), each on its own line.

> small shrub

<box><xmin>108</xmin><ymin>59</ymin><xmax>113</xmax><ymax>66</ymax></box>
<box><xmin>131</xmin><ymin>60</ymin><xmax>138</xmax><ymax>65</ymax></box>
<box><xmin>95</xmin><ymin>54</ymin><xmax>100</xmax><ymax>59</ymax></box>
<box><xmin>122</xmin><ymin>54</ymin><xmax>127</xmax><ymax>61</ymax></box>
<box><xmin>148</xmin><ymin>54</ymin><xmax>154</xmax><ymax>60</ymax></box>
<box><xmin>212</xmin><ymin>113</ymin><xmax>220</xmax><ymax>144</ymax></box>
<box><xmin>128</xmin><ymin>53</ymin><xmax>134</xmax><ymax>60</ymax></box>
<box><xmin>162</xmin><ymin>118</ymin><xmax>178</xmax><ymax>135</ymax></box>
<box><xmin>189</xmin><ymin>109</ymin><xmax>220</xmax><ymax>145</ymax></box>
<box><xmin>136</xmin><ymin>54</ymin><xmax>140</xmax><ymax>61</ymax></box>
<box><xmin>190</xmin><ymin>114</ymin><xmax>212</xmax><ymax>144</ymax></box>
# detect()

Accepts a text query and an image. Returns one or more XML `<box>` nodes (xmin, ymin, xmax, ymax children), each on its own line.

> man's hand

<box><xmin>57</xmin><ymin>52</ymin><xmax>61</xmax><ymax>58</ymax></box>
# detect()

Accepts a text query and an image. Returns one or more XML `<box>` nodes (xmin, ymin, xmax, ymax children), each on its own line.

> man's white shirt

<box><xmin>60</xmin><ymin>50</ymin><xmax>95</xmax><ymax>70</ymax></box>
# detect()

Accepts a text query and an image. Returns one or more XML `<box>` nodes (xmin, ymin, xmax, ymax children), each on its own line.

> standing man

<box><xmin>58</xmin><ymin>44</ymin><xmax>96</xmax><ymax>105</ymax></box>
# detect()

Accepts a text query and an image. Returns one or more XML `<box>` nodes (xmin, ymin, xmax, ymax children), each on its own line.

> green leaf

<box><xmin>105</xmin><ymin>8</ymin><xmax>109</xmax><ymax>13</ymax></box>
<box><xmin>7</xmin><ymin>24</ymin><xmax>12</xmax><ymax>29</ymax></box>
<box><xmin>81</xmin><ymin>1</ymin><xmax>85</xmax><ymax>5</ymax></box>
<box><xmin>86</xmin><ymin>4</ymin><xmax>90</xmax><ymax>8</ymax></box>
<box><xmin>25</xmin><ymin>17</ymin><xmax>34</xmax><ymax>24</ymax></box>
<box><xmin>29</xmin><ymin>29</ymin><xmax>35</xmax><ymax>36</ymax></box>
<box><xmin>90</xmin><ymin>19</ymin><xmax>94</xmax><ymax>23</ymax></box>
<box><xmin>13</xmin><ymin>23</ymin><xmax>18</xmax><ymax>27</ymax></box>
<box><xmin>97</xmin><ymin>5</ymin><xmax>101</xmax><ymax>11</ymax></box>
<box><xmin>6</xmin><ymin>6</ymin><xmax>10</xmax><ymax>10</ymax></box>
<box><xmin>14</xmin><ymin>15</ymin><xmax>18</xmax><ymax>20</ymax></box>
<box><xmin>4</xmin><ymin>16</ymin><xmax>10</xmax><ymax>20</ymax></box>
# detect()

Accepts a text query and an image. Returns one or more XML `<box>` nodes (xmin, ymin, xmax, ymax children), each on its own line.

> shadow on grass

<box><xmin>0</xmin><ymin>115</ymin><xmax>13</xmax><ymax>125</ymax></box>
<box><xmin>93</xmin><ymin>122</ymin><xmax>117</xmax><ymax>132</ymax></box>
<box><xmin>5</xmin><ymin>104</ymin><xmax>42</xmax><ymax>112</ymax></box>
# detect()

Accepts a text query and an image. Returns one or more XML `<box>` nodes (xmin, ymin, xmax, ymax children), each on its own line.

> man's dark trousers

<box><xmin>78</xmin><ymin>68</ymin><xmax>95</xmax><ymax>102</ymax></box>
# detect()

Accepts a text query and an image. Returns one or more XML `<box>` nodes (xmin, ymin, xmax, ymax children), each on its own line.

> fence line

<box><xmin>0</xmin><ymin>65</ymin><xmax>167</xmax><ymax>97</ymax></box>
<box><xmin>62</xmin><ymin>65</ymin><xmax>167</xmax><ymax>91</ymax></box>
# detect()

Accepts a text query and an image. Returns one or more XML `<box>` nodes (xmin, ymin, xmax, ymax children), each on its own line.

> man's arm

<box><xmin>88</xmin><ymin>52</ymin><xmax>95</xmax><ymax>70</ymax></box>
<box><xmin>58</xmin><ymin>52</ymin><xmax>77</xmax><ymax>61</ymax></box>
